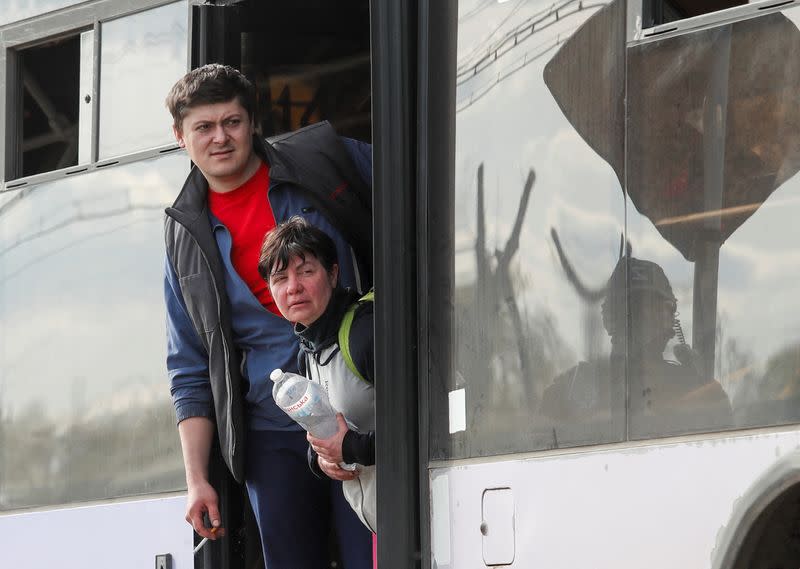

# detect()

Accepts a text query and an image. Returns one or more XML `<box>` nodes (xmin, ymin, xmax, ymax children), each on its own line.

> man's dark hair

<box><xmin>165</xmin><ymin>64</ymin><xmax>257</xmax><ymax>131</ymax></box>
<box><xmin>259</xmin><ymin>216</ymin><xmax>338</xmax><ymax>281</ymax></box>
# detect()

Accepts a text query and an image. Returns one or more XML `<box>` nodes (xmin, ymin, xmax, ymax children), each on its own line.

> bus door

<box><xmin>189</xmin><ymin>2</ymin><xmax>371</xmax><ymax>568</ymax></box>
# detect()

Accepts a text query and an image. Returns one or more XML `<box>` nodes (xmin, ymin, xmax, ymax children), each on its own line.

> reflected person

<box><xmin>541</xmin><ymin>257</ymin><xmax>731</xmax><ymax>431</ymax></box>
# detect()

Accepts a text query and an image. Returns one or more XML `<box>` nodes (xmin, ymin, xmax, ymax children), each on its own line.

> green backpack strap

<box><xmin>338</xmin><ymin>290</ymin><xmax>375</xmax><ymax>383</ymax></box>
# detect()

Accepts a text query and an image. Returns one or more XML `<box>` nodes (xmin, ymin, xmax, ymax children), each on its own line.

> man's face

<box><xmin>268</xmin><ymin>253</ymin><xmax>338</xmax><ymax>327</ymax></box>
<box><xmin>173</xmin><ymin>99</ymin><xmax>258</xmax><ymax>191</ymax></box>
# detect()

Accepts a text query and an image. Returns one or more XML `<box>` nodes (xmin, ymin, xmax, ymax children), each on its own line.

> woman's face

<box><xmin>268</xmin><ymin>253</ymin><xmax>338</xmax><ymax>327</ymax></box>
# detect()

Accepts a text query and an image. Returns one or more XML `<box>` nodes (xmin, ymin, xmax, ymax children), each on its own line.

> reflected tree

<box><xmin>0</xmin><ymin>388</ymin><xmax>183</xmax><ymax>511</ymax></box>
<box><xmin>475</xmin><ymin>164</ymin><xmax>536</xmax><ymax>393</ymax></box>
<box><xmin>457</xmin><ymin>163</ymin><xmax>571</xmax><ymax>449</ymax></box>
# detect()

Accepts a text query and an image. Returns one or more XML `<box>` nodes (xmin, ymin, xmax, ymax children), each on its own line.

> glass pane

<box><xmin>439</xmin><ymin>0</ymin><xmax>627</xmax><ymax>460</ymax></box>
<box><xmin>18</xmin><ymin>35</ymin><xmax>81</xmax><ymax>177</ymax></box>
<box><xmin>98</xmin><ymin>1</ymin><xmax>188</xmax><ymax>158</ymax></box>
<box><xmin>0</xmin><ymin>153</ymin><xmax>188</xmax><ymax>510</ymax></box>
<box><xmin>0</xmin><ymin>0</ymin><xmax>82</xmax><ymax>27</ymax></box>
<box><xmin>626</xmin><ymin>7</ymin><xmax>800</xmax><ymax>438</ymax></box>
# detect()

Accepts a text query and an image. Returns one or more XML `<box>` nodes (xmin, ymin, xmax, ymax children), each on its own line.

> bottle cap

<box><xmin>269</xmin><ymin>369</ymin><xmax>283</xmax><ymax>382</ymax></box>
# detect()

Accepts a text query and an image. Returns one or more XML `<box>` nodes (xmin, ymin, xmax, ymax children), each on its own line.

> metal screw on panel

<box><xmin>84</xmin><ymin>94</ymin><xmax>91</xmax><ymax>103</ymax></box>
<box><xmin>480</xmin><ymin>521</ymin><xmax>489</xmax><ymax>536</ymax></box>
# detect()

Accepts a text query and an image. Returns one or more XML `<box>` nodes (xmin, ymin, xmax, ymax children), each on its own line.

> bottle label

<box><xmin>286</xmin><ymin>393</ymin><xmax>310</xmax><ymax>414</ymax></box>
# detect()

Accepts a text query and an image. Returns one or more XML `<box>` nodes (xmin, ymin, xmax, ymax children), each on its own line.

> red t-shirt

<box><xmin>207</xmin><ymin>162</ymin><xmax>281</xmax><ymax>315</ymax></box>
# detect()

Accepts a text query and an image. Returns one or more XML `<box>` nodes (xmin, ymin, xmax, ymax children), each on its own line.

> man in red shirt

<box><xmin>164</xmin><ymin>64</ymin><xmax>372</xmax><ymax>569</ymax></box>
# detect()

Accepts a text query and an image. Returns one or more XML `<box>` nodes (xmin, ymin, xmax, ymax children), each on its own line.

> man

<box><xmin>540</xmin><ymin>257</ymin><xmax>731</xmax><ymax>435</ymax></box>
<box><xmin>163</xmin><ymin>64</ymin><xmax>372</xmax><ymax>569</ymax></box>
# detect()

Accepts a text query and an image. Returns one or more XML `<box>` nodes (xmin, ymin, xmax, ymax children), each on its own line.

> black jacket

<box><xmin>164</xmin><ymin>122</ymin><xmax>371</xmax><ymax>482</ymax></box>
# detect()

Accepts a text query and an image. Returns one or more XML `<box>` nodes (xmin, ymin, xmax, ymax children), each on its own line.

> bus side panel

<box><xmin>430</xmin><ymin>429</ymin><xmax>800</xmax><ymax>568</ymax></box>
<box><xmin>0</xmin><ymin>495</ymin><xmax>191</xmax><ymax>568</ymax></box>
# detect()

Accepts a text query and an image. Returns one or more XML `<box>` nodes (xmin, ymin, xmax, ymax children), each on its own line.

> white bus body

<box><xmin>417</xmin><ymin>1</ymin><xmax>800</xmax><ymax>567</ymax></box>
<box><xmin>0</xmin><ymin>496</ymin><xmax>191</xmax><ymax>569</ymax></box>
<box><xmin>431</xmin><ymin>428</ymin><xmax>800</xmax><ymax>568</ymax></box>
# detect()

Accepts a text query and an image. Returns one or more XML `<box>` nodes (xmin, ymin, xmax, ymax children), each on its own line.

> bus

<box><xmin>410</xmin><ymin>1</ymin><xmax>800</xmax><ymax>568</ymax></box>
<box><xmin>0</xmin><ymin>1</ymin><xmax>370</xmax><ymax>567</ymax></box>
<box><xmin>3</xmin><ymin>0</ymin><xmax>800</xmax><ymax>568</ymax></box>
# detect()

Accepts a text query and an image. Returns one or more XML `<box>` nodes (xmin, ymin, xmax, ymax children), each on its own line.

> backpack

<box><xmin>338</xmin><ymin>290</ymin><xmax>375</xmax><ymax>383</ymax></box>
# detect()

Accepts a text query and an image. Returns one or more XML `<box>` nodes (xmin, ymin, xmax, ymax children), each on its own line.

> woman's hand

<box><xmin>318</xmin><ymin>456</ymin><xmax>360</xmax><ymax>481</ymax></box>
<box><xmin>308</xmin><ymin>413</ymin><xmax>348</xmax><ymax>464</ymax></box>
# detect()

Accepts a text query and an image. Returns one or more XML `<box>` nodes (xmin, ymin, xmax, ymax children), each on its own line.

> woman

<box><xmin>258</xmin><ymin>216</ymin><xmax>376</xmax><ymax>534</ymax></box>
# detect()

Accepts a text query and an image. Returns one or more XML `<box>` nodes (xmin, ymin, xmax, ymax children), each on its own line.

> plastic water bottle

<box><xmin>270</xmin><ymin>369</ymin><xmax>339</xmax><ymax>439</ymax></box>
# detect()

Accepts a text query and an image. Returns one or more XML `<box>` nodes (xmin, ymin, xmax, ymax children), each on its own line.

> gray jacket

<box><xmin>164</xmin><ymin>122</ymin><xmax>371</xmax><ymax>482</ymax></box>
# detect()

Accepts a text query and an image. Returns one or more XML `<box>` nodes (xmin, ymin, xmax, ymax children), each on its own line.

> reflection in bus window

<box><xmin>621</xmin><ymin>258</ymin><xmax>732</xmax><ymax>436</ymax></box>
<box><xmin>627</xmin><ymin>8</ymin><xmax>800</xmax><ymax>437</ymax></box>
<box><xmin>437</xmin><ymin>0</ymin><xmax>625</xmax><ymax>460</ymax></box>
<box><xmin>99</xmin><ymin>1</ymin><xmax>188</xmax><ymax>158</ymax></box>
<box><xmin>437</xmin><ymin>0</ymin><xmax>800</xmax><ymax>462</ymax></box>
<box><xmin>0</xmin><ymin>0</ymin><xmax>83</xmax><ymax>27</ymax></box>
<box><xmin>0</xmin><ymin>154</ymin><xmax>187</xmax><ymax>511</ymax></box>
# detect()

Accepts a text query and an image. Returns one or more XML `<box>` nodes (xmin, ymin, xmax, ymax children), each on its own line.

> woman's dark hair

<box><xmin>258</xmin><ymin>216</ymin><xmax>338</xmax><ymax>281</ymax></box>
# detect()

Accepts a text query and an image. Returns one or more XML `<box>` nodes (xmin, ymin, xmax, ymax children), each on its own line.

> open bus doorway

<box><xmin>193</xmin><ymin>0</ymin><xmax>371</xmax><ymax>142</ymax></box>
<box><xmin>190</xmin><ymin>2</ymin><xmax>371</xmax><ymax>568</ymax></box>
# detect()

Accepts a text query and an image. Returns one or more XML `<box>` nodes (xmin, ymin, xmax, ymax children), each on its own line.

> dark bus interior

<box><xmin>645</xmin><ymin>0</ymin><xmax>750</xmax><ymax>27</ymax></box>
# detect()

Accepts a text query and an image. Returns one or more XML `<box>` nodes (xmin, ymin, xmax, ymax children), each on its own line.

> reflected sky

<box><xmin>0</xmin><ymin>0</ymin><xmax>82</xmax><ymax>27</ymax></box>
<box><xmin>455</xmin><ymin>0</ymin><xmax>620</xmax><ymax>363</ymax></box>
<box><xmin>0</xmin><ymin>152</ymin><xmax>188</xmax><ymax>509</ymax></box>
<box><xmin>99</xmin><ymin>1</ymin><xmax>188</xmax><ymax>158</ymax></box>
<box><xmin>451</xmin><ymin>0</ymin><xmax>623</xmax><ymax>457</ymax></box>
<box><xmin>625</xmin><ymin>8</ymin><xmax>800</xmax><ymax>416</ymax></box>
<box><xmin>1</xmin><ymin>153</ymin><xmax>186</xmax><ymax>422</ymax></box>
<box><xmin>448</xmin><ymin>0</ymin><xmax>800</xmax><ymax>456</ymax></box>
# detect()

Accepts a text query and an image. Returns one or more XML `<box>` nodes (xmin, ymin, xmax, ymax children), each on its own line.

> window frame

<box><xmin>628</xmin><ymin>0</ymin><xmax>798</xmax><ymax>43</ymax></box>
<box><xmin>431</xmin><ymin>0</ymin><xmax>800</xmax><ymax>464</ymax></box>
<box><xmin>0</xmin><ymin>0</ymin><xmax>192</xmax><ymax>190</ymax></box>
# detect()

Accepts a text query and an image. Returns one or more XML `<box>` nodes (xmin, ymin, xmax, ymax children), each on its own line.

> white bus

<box><xmin>0</xmin><ymin>1</ymin><xmax>370</xmax><ymax>568</ymax></box>
<box><xmin>4</xmin><ymin>0</ymin><xmax>800</xmax><ymax>568</ymax></box>
<box><xmin>403</xmin><ymin>1</ymin><xmax>800</xmax><ymax>568</ymax></box>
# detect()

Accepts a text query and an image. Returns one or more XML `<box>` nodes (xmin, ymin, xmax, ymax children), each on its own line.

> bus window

<box><xmin>15</xmin><ymin>35</ymin><xmax>82</xmax><ymax>178</ymax></box>
<box><xmin>98</xmin><ymin>1</ymin><xmax>188</xmax><ymax>159</ymax></box>
<box><xmin>626</xmin><ymin>5</ymin><xmax>800</xmax><ymax>438</ymax></box>
<box><xmin>0</xmin><ymin>1</ymin><xmax>85</xmax><ymax>27</ymax></box>
<box><xmin>643</xmin><ymin>0</ymin><xmax>748</xmax><ymax>28</ymax></box>
<box><xmin>0</xmin><ymin>153</ymin><xmax>187</xmax><ymax>511</ymax></box>
<box><xmin>5</xmin><ymin>0</ymin><xmax>189</xmax><ymax>181</ymax></box>
<box><xmin>433</xmin><ymin>0</ymin><xmax>627</xmax><ymax>460</ymax></box>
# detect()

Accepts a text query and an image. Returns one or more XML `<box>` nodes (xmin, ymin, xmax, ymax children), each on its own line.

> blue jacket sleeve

<box><xmin>340</xmin><ymin>137</ymin><xmax>373</xmax><ymax>189</ymax></box>
<box><xmin>164</xmin><ymin>256</ymin><xmax>214</xmax><ymax>423</ymax></box>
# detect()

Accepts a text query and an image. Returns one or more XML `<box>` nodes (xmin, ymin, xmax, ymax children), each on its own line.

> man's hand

<box><xmin>178</xmin><ymin>417</ymin><xmax>225</xmax><ymax>540</ymax></box>
<box><xmin>308</xmin><ymin>413</ymin><xmax>348</xmax><ymax>464</ymax></box>
<box><xmin>318</xmin><ymin>456</ymin><xmax>360</xmax><ymax>481</ymax></box>
<box><xmin>186</xmin><ymin>479</ymin><xmax>225</xmax><ymax>540</ymax></box>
